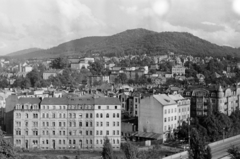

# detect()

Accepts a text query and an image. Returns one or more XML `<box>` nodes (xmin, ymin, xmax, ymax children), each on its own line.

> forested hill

<box><xmin>6</xmin><ymin>28</ymin><xmax>240</xmax><ymax>59</ymax></box>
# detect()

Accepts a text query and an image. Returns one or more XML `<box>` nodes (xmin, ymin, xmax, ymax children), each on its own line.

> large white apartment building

<box><xmin>13</xmin><ymin>96</ymin><xmax>121</xmax><ymax>150</ymax></box>
<box><xmin>139</xmin><ymin>94</ymin><xmax>178</xmax><ymax>142</ymax></box>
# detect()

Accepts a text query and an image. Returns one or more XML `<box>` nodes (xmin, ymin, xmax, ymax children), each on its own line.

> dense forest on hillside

<box><xmin>6</xmin><ymin>28</ymin><xmax>240</xmax><ymax>59</ymax></box>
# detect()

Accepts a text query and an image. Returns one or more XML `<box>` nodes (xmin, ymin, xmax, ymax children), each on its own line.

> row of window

<box><xmin>15</xmin><ymin>113</ymin><xmax>38</xmax><ymax>119</ymax></box>
<box><xmin>164</xmin><ymin>124</ymin><xmax>177</xmax><ymax>131</ymax></box>
<box><xmin>164</xmin><ymin>107</ymin><xmax>190</xmax><ymax>114</ymax></box>
<box><xmin>96</xmin><ymin>121</ymin><xmax>120</xmax><ymax>127</ymax></box>
<box><xmin>16</xmin><ymin>129</ymin><xmax>119</xmax><ymax>136</ymax></box>
<box><xmin>164</xmin><ymin>116</ymin><xmax>177</xmax><ymax>122</ymax></box>
<box><xmin>96</xmin><ymin>130</ymin><xmax>120</xmax><ymax>136</ymax></box>
<box><xmin>96</xmin><ymin>113</ymin><xmax>120</xmax><ymax>118</ymax></box>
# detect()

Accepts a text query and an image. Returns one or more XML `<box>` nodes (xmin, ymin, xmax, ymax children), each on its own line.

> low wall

<box><xmin>163</xmin><ymin>134</ymin><xmax>240</xmax><ymax>159</ymax></box>
<box><xmin>162</xmin><ymin>151</ymin><xmax>188</xmax><ymax>159</ymax></box>
<box><xmin>209</xmin><ymin>134</ymin><xmax>240</xmax><ymax>147</ymax></box>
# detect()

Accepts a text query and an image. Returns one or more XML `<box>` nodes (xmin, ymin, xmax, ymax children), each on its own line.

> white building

<box><xmin>139</xmin><ymin>94</ymin><xmax>178</xmax><ymax>142</ymax></box>
<box><xmin>168</xmin><ymin>94</ymin><xmax>190</xmax><ymax>126</ymax></box>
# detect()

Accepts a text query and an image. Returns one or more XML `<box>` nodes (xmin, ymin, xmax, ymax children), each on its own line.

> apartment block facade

<box><xmin>13</xmin><ymin>96</ymin><xmax>121</xmax><ymax>150</ymax></box>
<box><xmin>139</xmin><ymin>94</ymin><xmax>178</xmax><ymax>142</ymax></box>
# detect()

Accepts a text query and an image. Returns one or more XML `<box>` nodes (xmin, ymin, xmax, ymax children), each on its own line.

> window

<box><xmin>86</xmin><ymin>122</ymin><xmax>88</xmax><ymax>127</ymax></box>
<box><xmin>63</xmin><ymin>140</ymin><xmax>65</xmax><ymax>144</ymax></box>
<box><xmin>46</xmin><ymin>113</ymin><xmax>49</xmax><ymax>118</ymax></box>
<box><xmin>86</xmin><ymin>131</ymin><xmax>88</xmax><ymax>136</ymax></box>
<box><xmin>69</xmin><ymin>113</ymin><xmax>72</xmax><ymax>118</ymax></box>
<box><xmin>79</xmin><ymin>131</ymin><xmax>82</xmax><ymax>135</ymax></box>
<box><xmin>113</xmin><ymin>122</ymin><xmax>115</xmax><ymax>126</ymax></box>
<box><xmin>165</xmin><ymin>110</ymin><xmax>167</xmax><ymax>114</ymax></box>
<box><xmin>107</xmin><ymin>106</ymin><xmax>109</xmax><ymax>109</ymax></box>
<box><xmin>100</xmin><ymin>131</ymin><xmax>103</xmax><ymax>135</ymax></box>
<box><xmin>26</xmin><ymin>113</ymin><xmax>28</xmax><ymax>118</ymax></box>
<box><xmin>90</xmin><ymin>122</ymin><xmax>92</xmax><ymax>127</ymax></box>
<box><xmin>96</xmin><ymin>113</ymin><xmax>99</xmax><ymax>118</ymax></box>
<box><xmin>164</xmin><ymin>118</ymin><xmax>167</xmax><ymax>122</ymax></box>
<box><xmin>96</xmin><ymin>140</ymin><xmax>99</xmax><ymax>144</ymax></box>
<box><xmin>101</xmin><ymin>122</ymin><xmax>103</xmax><ymax>126</ymax></box>
<box><xmin>53</xmin><ymin>131</ymin><xmax>55</xmax><ymax>135</ymax></box>
<box><xmin>98</xmin><ymin>106</ymin><xmax>101</xmax><ymax>109</ymax></box>
<box><xmin>90</xmin><ymin>131</ymin><xmax>92</xmax><ymax>135</ymax></box>
<box><xmin>106</xmin><ymin>130</ymin><xmax>109</xmax><ymax>135</ymax></box>
<box><xmin>113</xmin><ymin>130</ymin><xmax>115</xmax><ymax>135</ymax></box>
<box><xmin>90</xmin><ymin>113</ymin><xmax>92</xmax><ymax>118</ymax></box>
<box><xmin>96</xmin><ymin>131</ymin><xmax>99</xmax><ymax>135</ymax></box>
<box><xmin>100</xmin><ymin>113</ymin><xmax>103</xmax><ymax>118</ymax></box>
<box><xmin>113</xmin><ymin>113</ymin><xmax>115</xmax><ymax>118</ymax></box>
<box><xmin>59</xmin><ymin>122</ymin><xmax>62</xmax><ymax>127</ymax></box>
<box><xmin>86</xmin><ymin>113</ymin><xmax>88</xmax><ymax>118</ymax></box>
<box><xmin>73</xmin><ymin>140</ymin><xmax>76</xmax><ymax>144</ymax></box>
<box><xmin>42</xmin><ymin>113</ymin><xmax>45</xmax><ymax>118</ymax></box>
<box><xmin>117</xmin><ymin>113</ymin><xmax>119</xmax><ymax>118</ymax></box>
<box><xmin>106</xmin><ymin>122</ymin><xmax>109</xmax><ymax>127</ymax></box>
<box><xmin>25</xmin><ymin>130</ymin><xmax>28</xmax><ymax>135</ymax></box>
<box><xmin>52</xmin><ymin>122</ymin><xmax>55</xmax><ymax>127</ymax></box>
<box><xmin>96</xmin><ymin>122</ymin><xmax>99</xmax><ymax>127</ymax></box>
<box><xmin>115</xmin><ymin>106</ymin><xmax>117</xmax><ymax>109</ymax></box>
<box><xmin>79</xmin><ymin>122</ymin><xmax>82</xmax><ymax>127</ymax></box>
<box><xmin>59</xmin><ymin>113</ymin><xmax>62</xmax><ymax>118</ymax></box>
<box><xmin>59</xmin><ymin>140</ymin><xmax>61</xmax><ymax>144</ymax></box>
<box><xmin>117</xmin><ymin>130</ymin><xmax>119</xmax><ymax>135</ymax></box>
<box><xmin>69</xmin><ymin>140</ymin><xmax>71</xmax><ymax>144</ymax></box>
<box><xmin>25</xmin><ymin>122</ymin><xmax>28</xmax><ymax>127</ymax></box>
<box><xmin>117</xmin><ymin>122</ymin><xmax>119</xmax><ymax>126</ymax></box>
<box><xmin>106</xmin><ymin>113</ymin><xmax>109</xmax><ymax>118</ymax></box>
<box><xmin>46</xmin><ymin>140</ymin><xmax>49</xmax><ymax>144</ymax></box>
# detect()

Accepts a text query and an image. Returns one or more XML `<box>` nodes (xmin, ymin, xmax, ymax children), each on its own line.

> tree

<box><xmin>189</xmin><ymin>128</ymin><xmax>206</xmax><ymax>159</ymax></box>
<box><xmin>121</xmin><ymin>142</ymin><xmax>137</xmax><ymax>159</ymax></box>
<box><xmin>0</xmin><ymin>129</ymin><xmax>16</xmax><ymax>159</ymax></box>
<box><xmin>204</xmin><ymin>146</ymin><xmax>212</xmax><ymax>159</ymax></box>
<box><xmin>89</xmin><ymin>61</ymin><xmax>105</xmax><ymax>76</ymax></box>
<box><xmin>50</xmin><ymin>57</ymin><xmax>68</xmax><ymax>69</ymax></box>
<box><xmin>118</xmin><ymin>73</ymin><xmax>128</xmax><ymax>84</ymax></box>
<box><xmin>102</xmin><ymin>137</ymin><xmax>114</xmax><ymax>159</ymax></box>
<box><xmin>228</xmin><ymin>145</ymin><xmax>240</xmax><ymax>159</ymax></box>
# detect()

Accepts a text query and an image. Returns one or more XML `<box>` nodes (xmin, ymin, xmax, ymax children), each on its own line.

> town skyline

<box><xmin>1</xmin><ymin>0</ymin><xmax>240</xmax><ymax>55</ymax></box>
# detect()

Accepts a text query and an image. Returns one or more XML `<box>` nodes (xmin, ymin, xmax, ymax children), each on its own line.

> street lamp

<box><xmin>187</xmin><ymin>117</ymin><xmax>192</xmax><ymax>148</ymax></box>
<box><xmin>223</xmin><ymin>127</ymin><xmax>225</xmax><ymax>141</ymax></box>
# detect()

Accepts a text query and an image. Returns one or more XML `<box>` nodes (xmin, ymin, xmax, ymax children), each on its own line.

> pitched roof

<box><xmin>168</xmin><ymin>94</ymin><xmax>184</xmax><ymax>101</ymax></box>
<box><xmin>94</xmin><ymin>97</ymin><xmax>121</xmax><ymax>105</ymax></box>
<box><xmin>153</xmin><ymin>94</ymin><xmax>176</xmax><ymax>106</ymax></box>
<box><xmin>17</xmin><ymin>98</ymin><xmax>41</xmax><ymax>105</ymax></box>
<box><xmin>41</xmin><ymin>98</ymin><xmax>68</xmax><ymax>105</ymax></box>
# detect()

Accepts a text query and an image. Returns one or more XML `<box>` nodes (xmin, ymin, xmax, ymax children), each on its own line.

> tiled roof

<box><xmin>94</xmin><ymin>97</ymin><xmax>121</xmax><ymax>105</ymax></box>
<box><xmin>153</xmin><ymin>94</ymin><xmax>176</xmax><ymax>106</ymax></box>
<box><xmin>18</xmin><ymin>98</ymin><xmax>41</xmax><ymax>105</ymax></box>
<box><xmin>168</xmin><ymin>94</ymin><xmax>184</xmax><ymax>101</ymax></box>
<box><xmin>41</xmin><ymin>98</ymin><xmax>68</xmax><ymax>105</ymax></box>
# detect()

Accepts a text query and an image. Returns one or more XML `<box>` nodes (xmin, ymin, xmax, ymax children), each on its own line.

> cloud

<box><xmin>0</xmin><ymin>42</ymin><xmax>7</xmax><ymax>49</ymax></box>
<box><xmin>202</xmin><ymin>22</ymin><xmax>216</xmax><ymax>26</ymax></box>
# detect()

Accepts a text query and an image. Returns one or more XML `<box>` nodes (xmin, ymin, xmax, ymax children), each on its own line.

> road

<box><xmin>164</xmin><ymin>137</ymin><xmax>240</xmax><ymax>159</ymax></box>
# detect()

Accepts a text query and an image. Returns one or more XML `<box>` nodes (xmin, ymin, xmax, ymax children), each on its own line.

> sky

<box><xmin>1</xmin><ymin>0</ymin><xmax>240</xmax><ymax>55</ymax></box>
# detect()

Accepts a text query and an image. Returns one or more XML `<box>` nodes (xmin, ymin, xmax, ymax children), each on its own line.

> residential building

<box><xmin>168</xmin><ymin>94</ymin><xmax>190</xmax><ymax>126</ymax></box>
<box><xmin>139</xmin><ymin>94</ymin><xmax>178</xmax><ymax>142</ymax></box>
<box><xmin>13</xmin><ymin>96</ymin><xmax>121</xmax><ymax>150</ymax></box>
<box><xmin>171</xmin><ymin>65</ymin><xmax>185</xmax><ymax>76</ymax></box>
<box><xmin>43</xmin><ymin>69</ymin><xmax>63</xmax><ymax>80</ymax></box>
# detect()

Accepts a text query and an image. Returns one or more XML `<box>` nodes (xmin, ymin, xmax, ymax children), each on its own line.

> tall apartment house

<box><xmin>118</xmin><ymin>92</ymin><xmax>141</xmax><ymax>117</ymax></box>
<box><xmin>13</xmin><ymin>96</ymin><xmax>121</xmax><ymax>150</ymax></box>
<box><xmin>183</xmin><ymin>84</ymin><xmax>240</xmax><ymax>118</ymax></box>
<box><xmin>138</xmin><ymin>94</ymin><xmax>190</xmax><ymax>142</ymax></box>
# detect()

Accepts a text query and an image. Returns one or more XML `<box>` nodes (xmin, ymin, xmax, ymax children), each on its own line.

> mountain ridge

<box><xmin>5</xmin><ymin>28</ymin><xmax>240</xmax><ymax>59</ymax></box>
